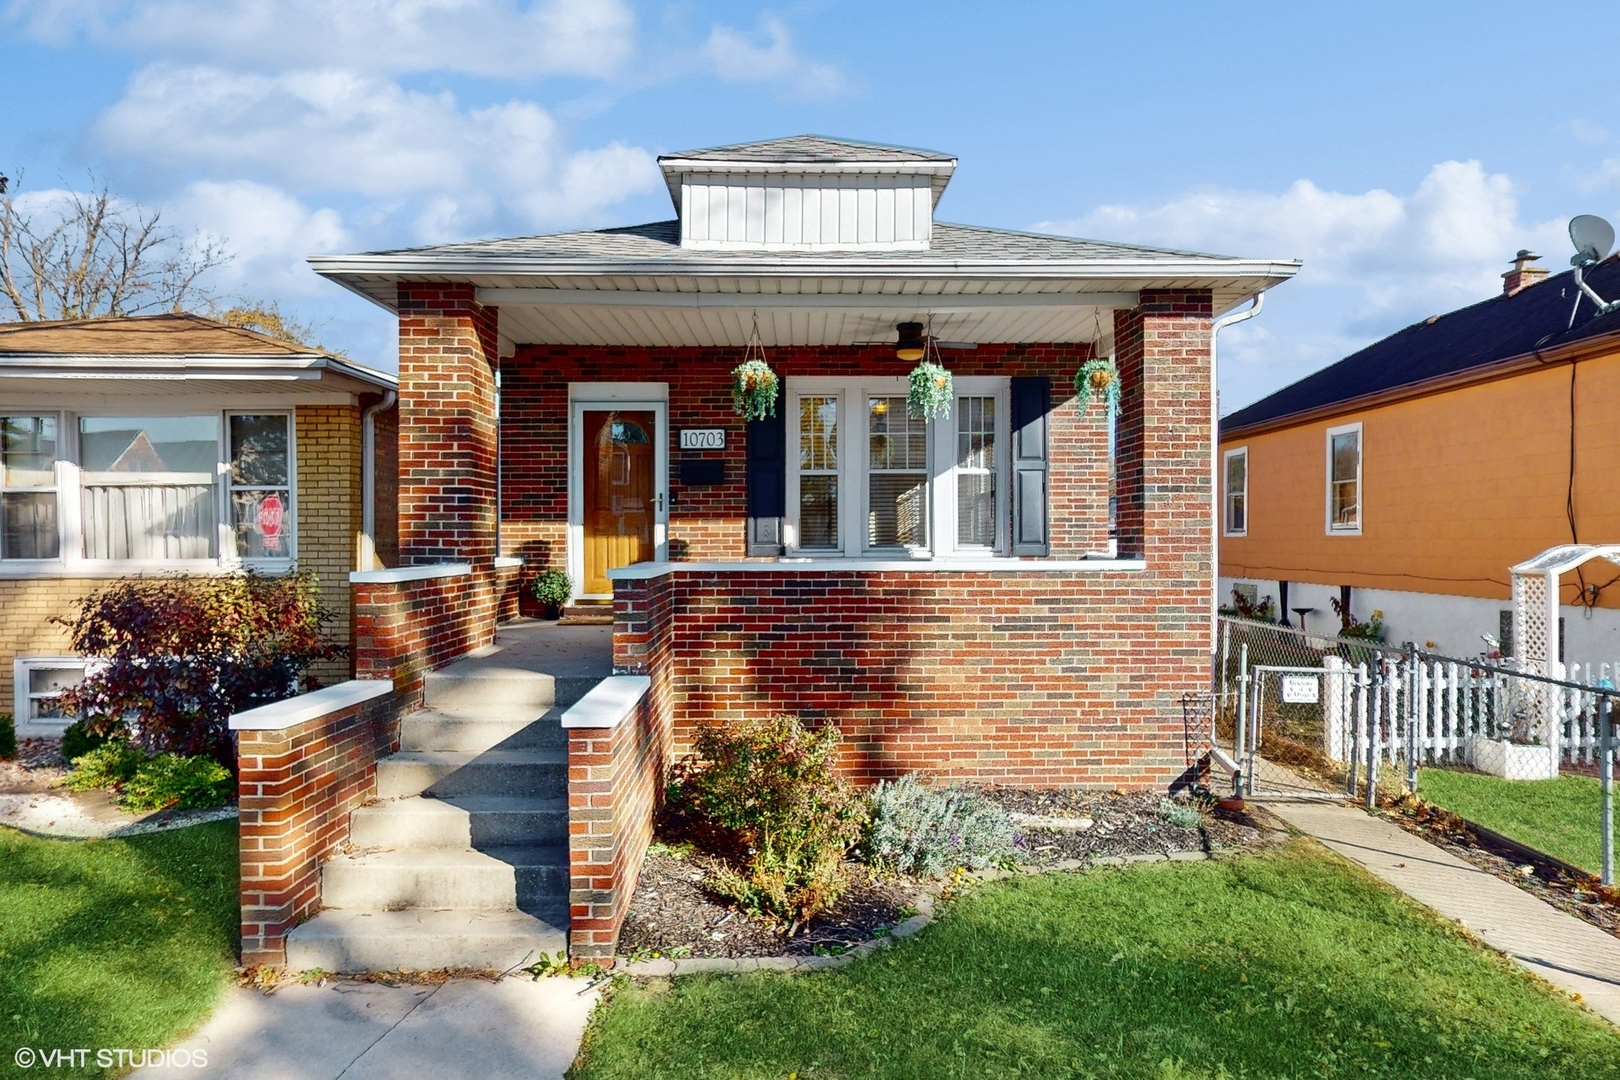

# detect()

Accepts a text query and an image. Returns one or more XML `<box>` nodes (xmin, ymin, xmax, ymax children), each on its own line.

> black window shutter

<box><xmin>746</xmin><ymin>409</ymin><xmax>786</xmax><ymax>556</ymax></box>
<box><xmin>1010</xmin><ymin>376</ymin><xmax>1050</xmax><ymax>556</ymax></box>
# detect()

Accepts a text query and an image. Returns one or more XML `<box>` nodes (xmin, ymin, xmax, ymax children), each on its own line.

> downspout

<box><xmin>359</xmin><ymin>389</ymin><xmax>396</xmax><ymax>571</ymax></box>
<box><xmin>1210</xmin><ymin>292</ymin><xmax>1265</xmax><ymax>640</ymax></box>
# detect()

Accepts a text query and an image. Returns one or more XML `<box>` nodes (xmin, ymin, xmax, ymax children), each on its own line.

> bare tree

<box><xmin>0</xmin><ymin>172</ymin><xmax>230</xmax><ymax>322</ymax></box>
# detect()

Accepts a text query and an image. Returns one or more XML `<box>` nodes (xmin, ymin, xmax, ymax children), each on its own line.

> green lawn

<box><xmin>573</xmin><ymin>841</ymin><xmax>1620</xmax><ymax>1079</ymax></box>
<box><xmin>0</xmin><ymin>821</ymin><xmax>238</xmax><ymax>1079</ymax></box>
<box><xmin>1418</xmin><ymin>768</ymin><xmax>1603</xmax><ymax>874</ymax></box>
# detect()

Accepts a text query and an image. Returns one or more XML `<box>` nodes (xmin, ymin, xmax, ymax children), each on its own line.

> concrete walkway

<box><xmin>143</xmin><ymin>977</ymin><xmax>599</xmax><ymax>1080</ymax></box>
<box><xmin>1269</xmin><ymin>800</ymin><xmax>1620</xmax><ymax>1026</ymax></box>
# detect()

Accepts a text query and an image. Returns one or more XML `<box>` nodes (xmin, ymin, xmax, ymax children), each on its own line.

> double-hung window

<box><xmin>786</xmin><ymin>377</ymin><xmax>1009</xmax><ymax>557</ymax></box>
<box><xmin>1</xmin><ymin>416</ymin><xmax>60</xmax><ymax>560</ymax></box>
<box><xmin>1223</xmin><ymin>447</ymin><xmax>1248</xmax><ymax>536</ymax></box>
<box><xmin>1326</xmin><ymin>423</ymin><xmax>1361</xmax><ymax>534</ymax></box>
<box><xmin>228</xmin><ymin>414</ymin><xmax>293</xmax><ymax>558</ymax></box>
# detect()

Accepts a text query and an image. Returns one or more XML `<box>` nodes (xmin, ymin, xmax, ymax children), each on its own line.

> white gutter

<box><xmin>1209</xmin><ymin>292</ymin><xmax>1265</xmax><ymax>641</ymax></box>
<box><xmin>359</xmin><ymin>389</ymin><xmax>396</xmax><ymax>572</ymax></box>
<box><xmin>309</xmin><ymin>254</ymin><xmax>1301</xmax><ymax>281</ymax></box>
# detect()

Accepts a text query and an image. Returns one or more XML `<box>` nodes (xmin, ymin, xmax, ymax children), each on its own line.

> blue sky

<box><xmin>5</xmin><ymin>0</ymin><xmax>1619</xmax><ymax>411</ymax></box>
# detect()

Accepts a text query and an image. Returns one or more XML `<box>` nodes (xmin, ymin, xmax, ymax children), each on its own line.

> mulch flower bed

<box><xmin>982</xmin><ymin>788</ymin><xmax>1271</xmax><ymax>866</ymax></box>
<box><xmin>619</xmin><ymin>790</ymin><xmax>1275</xmax><ymax>962</ymax></box>
<box><xmin>0</xmin><ymin>738</ymin><xmax>68</xmax><ymax>794</ymax></box>
<box><xmin>617</xmin><ymin>848</ymin><xmax>918</xmax><ymax>960</ymax></box>
<box><xmin>1388</xmin><ymin>800</ymin><xmax>1620</xmax><ymax>939</ymax></box>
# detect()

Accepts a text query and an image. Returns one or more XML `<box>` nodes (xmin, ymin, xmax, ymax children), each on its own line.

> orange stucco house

<box><xmin>1219</xmin><ymin>251</ymin><xmax>1620</xmax><ymax>665</ymax></box>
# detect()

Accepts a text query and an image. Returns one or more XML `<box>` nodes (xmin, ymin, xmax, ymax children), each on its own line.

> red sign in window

<box><xmin>259</xmin><ymin>493</ymin><xmax>284</xmax><ymax>552</ymax></box>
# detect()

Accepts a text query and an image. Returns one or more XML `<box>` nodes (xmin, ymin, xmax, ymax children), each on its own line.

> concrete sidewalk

<box><xmin>143</xmin><ymin>976</ymin><xmax>599</xmax><ymax>1080</ymax></box>
<box><xmin>1269</xmin><ymin>800</ymin><xmax>1620</xmax><ymax>1026</ymax></box>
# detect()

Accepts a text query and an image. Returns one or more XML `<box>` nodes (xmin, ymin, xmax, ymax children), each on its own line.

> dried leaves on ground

<box><xmin>0</xmin><ymin>738</ymin><xmax>68</xmax><ymax>793</ymax></box>
<box><xmin>1390</xmin><ymin>799</ymin><xmax>1620</xmax><ymax>939</ymax></box>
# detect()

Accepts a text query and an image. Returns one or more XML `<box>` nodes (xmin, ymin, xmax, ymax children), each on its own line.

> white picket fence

<box><xmin>1328</xmin><ymin>656</ymin><xmax>1620</xmax><ymax>767</ymax></box>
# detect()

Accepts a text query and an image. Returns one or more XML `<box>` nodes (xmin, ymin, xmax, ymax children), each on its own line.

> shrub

<box><xmin>666</xmin><ymin>715</ymin><xmax>866</xmax><ymax>933</ymax></box>
<box><xmin>531</xmin><ymin>569</ymin><xmax>573</xmax><ymax>608</ymax></box>
<box><xmin>0</xmin><ymin>713</ymin><xmax>14</xmax><ymax>761</ymax></box>
<box><xmin>50</xmin><ymin>570</ymin><xmax>345</xmax><ymax>762</ymax></box>
<box><xmin>1157</xmin><ymin>797</ymin><xmax>1204</xmax><ymax>830</ymax></box>
<box><xmin>62</xmin><ymin>739</ymin><xmax>148</xmax><ymax>792</ymax></box>
<box><xmin>121</xmin><ymin>754</ymin><xmax>234</xmax><ymax>811</ymax></box>
<box><xmin>60</xmin><ymin>719</ymin><xmax>108</xmax><ymax>764</ymax></box>
<box><xmin>862</xmin><ymin>774</ymin><xmax>1015</xmax><ymax>877</ymax></box>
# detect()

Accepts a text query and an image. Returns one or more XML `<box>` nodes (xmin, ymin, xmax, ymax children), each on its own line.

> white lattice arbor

<box><xmin>1511</xmin><ymin>545</ymin><xmax>1620</xmax><ymax>670</ymax></box>
<box><xmin>1509</xmin><ymin>545</ymin><xmax>1620</xmax><ymax>765</ymax></box>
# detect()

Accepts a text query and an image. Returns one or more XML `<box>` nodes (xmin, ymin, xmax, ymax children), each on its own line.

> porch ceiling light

<box><xmin>895</xmin><ymin>321</ymin><xmax>926</xmax><ymax>361</ymax></box>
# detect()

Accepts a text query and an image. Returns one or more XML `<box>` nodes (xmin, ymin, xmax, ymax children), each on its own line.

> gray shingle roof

<box><xmin>361</xmin><ymin>220</ymin><xmax>1233</xmax><ymax>264</ymax></box>
<box><xmin>659</xmin><ymin>135</ymin><xmax>954</xmax><ymax>164</ymax></box>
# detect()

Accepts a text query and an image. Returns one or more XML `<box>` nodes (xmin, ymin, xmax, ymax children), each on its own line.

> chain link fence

<box><xmin>1213</xmin><ymin>616</ymin><xmax>1620</xmax><ymax>884</ymax></box>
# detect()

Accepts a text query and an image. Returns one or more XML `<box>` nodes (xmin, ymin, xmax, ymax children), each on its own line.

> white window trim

<box><xmin>935</xmin><ymin>377</ymin><xmax>1010</xmax><ymax>557</ymax></box>
<box><xmin>784</xmin><ymin>375</ymin><xmax>1011</xmax><ymax>559</ymax></box>
<box><xmin>0</xmin><ymin>408</ymin><xmax>298</xmax><ymax>577</ymax></box>
<box><xmin>226</xmin><ymin>410</ymin><xmax>298</xmax><ymax>569</ymax></box>
<box><xmin>13</xmin><ymin>655</ymin><xmax>88</xmax><ymax>734</ymax></box>
<box><xmin>1223</xmin><ymin>446</ymin><xmax>1248</xmax><ymax>537</ymax></box>
<box><xmin>1324</xmin><ymin>422</ymin><xmax>1362</xmax><ymax>536</ymax></box>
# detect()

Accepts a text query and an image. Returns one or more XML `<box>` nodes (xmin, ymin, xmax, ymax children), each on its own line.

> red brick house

<box><xmin>311</xmin><ymin>136</ymin><xmax>1298</xmax><ymax>792</ymax></box>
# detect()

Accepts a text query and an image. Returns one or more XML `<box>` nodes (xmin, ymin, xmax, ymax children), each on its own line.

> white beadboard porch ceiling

<box><xmin>482</xmin><ymin>279</ymin><xmax>1149</xmax><ymax>349</ymax></box>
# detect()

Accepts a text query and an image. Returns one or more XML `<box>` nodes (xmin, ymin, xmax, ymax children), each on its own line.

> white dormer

<box><xmin>658</xmin><ymin>135</ymin><xmax>957</xmax><ymax>252</ymax></box>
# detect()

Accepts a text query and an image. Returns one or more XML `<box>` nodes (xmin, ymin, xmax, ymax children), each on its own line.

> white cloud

<box><xmin>7</xmin><ymin>0</ymin><xmax>636</xmax><ymax>79</ymax></box>
<box><xmin>1039</xmin><ymin>161</ymin><xmax>1571</xmax><ymax>409</ymax></box>
<box><xmin>170</xmin><ymin>180</ymin><xmax>349</xmax><ymax>298</ymax></box>
<box><xmin>705</xmin><ymin>16</ymin><xmax>847</xmax><ymax>99</ymax></box>
<box><xmin>94</xmin><ymin>65</ymin><xmax>661</xmax><ymax>237</ymax></box>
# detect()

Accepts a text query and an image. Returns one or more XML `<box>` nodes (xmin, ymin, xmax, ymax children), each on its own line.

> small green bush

<box><xmin>0</xmin><ymin>713</ymin><xmax>15</xmax><ymax>761</ymax></box>
<box><xmin>531</xmin><ymin>569</ymin><xmax>573</xmax><ymax>608</ymax></box>
<box><xmin>862</xmin><ymin>774</ymin><xmax>1015</xmax><ymax>877</ymax></box>
<box><xmin>1157</xmin><ymin>797</ymin><xmax>1204</xmax><ymax>829</ymax></box>
<box><xmin>61</xmin><ymin>718</ymin><xmax>110</xmax><ymax>764</ymax></box>
<box><xmin>667</xmin><ymin>715</ymin><xmax>866</xmax><ymax>933</ymax></box>
<box><xmin>62</xmin><ymin>739</ymin><xmax>148</xmax><ymax>792</ymax></box>
<box><xmin>121</xmin><ymin>754</ymin><xmax>234</xmax><ymax>811</ymax></box>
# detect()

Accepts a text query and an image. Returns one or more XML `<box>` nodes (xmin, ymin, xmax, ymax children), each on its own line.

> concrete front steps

<box><xmin>285</xmin><ymin>658</ymin><xmax>582</xmax><ymax>973</ymax></box>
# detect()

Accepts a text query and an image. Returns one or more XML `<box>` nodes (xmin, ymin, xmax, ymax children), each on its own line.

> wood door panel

<box><xmin>583</xmin><ymin>409</ymin><xmax>656</xmax><ymax>595</ymax></box>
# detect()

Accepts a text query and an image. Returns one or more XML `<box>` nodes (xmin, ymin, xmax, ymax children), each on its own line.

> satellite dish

<box><xmin>1569</xmin><ymin>214</ymin><xmax>1615</xmax><ymax>266</ymax></box>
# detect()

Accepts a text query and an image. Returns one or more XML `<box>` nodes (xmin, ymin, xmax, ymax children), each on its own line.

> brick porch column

<box><xmin>393</xmin><ymin>284</ymin><xmax>503</xmax><ymax>648</ymax></box>
<box><xmin>1115</xmin><ymin>288</ymin><xmax>1215</xmax><ymax>649</ymax></box>
<box><xmin>397</xmin><ymin>283</ymin><xmax>500</xmax><ymax>567</ymax></box>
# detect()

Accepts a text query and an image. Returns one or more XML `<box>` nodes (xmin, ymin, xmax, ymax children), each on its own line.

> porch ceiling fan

<box><xmin>853</xmin><ymin>321</ymin><xmax>978</xmax><ymax>360</ymax></box>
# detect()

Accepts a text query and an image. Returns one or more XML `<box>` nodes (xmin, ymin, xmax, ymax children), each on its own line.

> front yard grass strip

<box><xmin>0</xmin><ymin>820</ymin><xmax>238</xmax><ymax>1078</ymax></box>
<box><xmin>1418</xmin><ymin>768</ymin><xmax>1602</xmax><ymax>874</ymax></box>
<box><xmin>573</xmin><ymin>839</ymin><xmax>1620</xmax><ymax>1079</ymax></box>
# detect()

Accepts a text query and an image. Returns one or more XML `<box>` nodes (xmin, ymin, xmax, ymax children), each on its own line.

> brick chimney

<box><xmin>1503</xmin><ymin>249</ymin><xmax>1549</xmax><ymax>296</ymax></box>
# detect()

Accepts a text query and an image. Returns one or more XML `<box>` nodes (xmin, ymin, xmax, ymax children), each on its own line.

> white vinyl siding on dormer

<box><xmin>679</xmin><ymin>172</ymin><xmax>933</xmax><ymax>251</ymax></box>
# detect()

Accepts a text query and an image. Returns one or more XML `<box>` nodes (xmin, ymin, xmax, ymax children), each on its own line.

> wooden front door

<box><xmin>583</xmin><ymin>409</ymin><xmax>656</xmax><ymax>595</ymax></box>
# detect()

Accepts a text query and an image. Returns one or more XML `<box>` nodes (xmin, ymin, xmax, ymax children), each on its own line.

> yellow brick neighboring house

<box><xmin>0</xmin><ymin>314</ymin><xmax>397</xmax><ymax>733</ymax></box>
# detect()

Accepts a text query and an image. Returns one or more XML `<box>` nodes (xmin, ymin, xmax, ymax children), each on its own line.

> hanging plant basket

<box><xmin>906</xmin><ymin>360</ymin><xmax>953</xmax><ymax>421</ymax></box>
<box><xmin>1073</xmin><ymin>357</ymin><xmax>1120</xmax><ymax>414</ymax></box>
<box><xmin>732</xmin><ymin>358</ymin><xmax>779</xmax><ymax>421</ymax></box>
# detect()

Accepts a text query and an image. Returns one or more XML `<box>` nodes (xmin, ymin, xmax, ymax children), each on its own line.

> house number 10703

<box><xmin>679</xmin><ymin>429</ymin><xmax>726</xmax><ymax>450</ymax></box>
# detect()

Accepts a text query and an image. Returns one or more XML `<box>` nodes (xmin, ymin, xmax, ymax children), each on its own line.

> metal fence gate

<box><xmin>1215</xmin><ymin>618</ymin><xmax>1406</xmax><ymax>801</ymax></box>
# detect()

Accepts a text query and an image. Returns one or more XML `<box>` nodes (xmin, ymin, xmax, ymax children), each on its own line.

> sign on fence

<box><xmin>1281</xmin><ymin>675</ymin><xmax>1320</xmax><ymax>704</ymax></box>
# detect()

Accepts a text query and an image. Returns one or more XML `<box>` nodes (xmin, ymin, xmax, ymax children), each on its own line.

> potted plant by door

<box><xmin>530</xmin><ymin>569</ymin><xmax>573</xmax><ymax>620</ymax></box>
